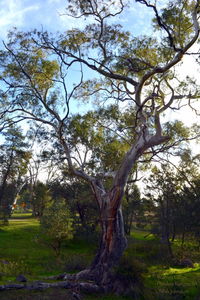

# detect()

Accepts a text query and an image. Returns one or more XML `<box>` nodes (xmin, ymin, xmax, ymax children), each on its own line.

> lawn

<box><xmin>1</xmin><ymin>214</ymin><xmax>200</xmax><ymax>299</ymax></box>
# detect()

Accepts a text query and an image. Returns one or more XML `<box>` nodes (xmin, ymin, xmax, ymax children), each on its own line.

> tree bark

<box><xmin>91</xmin><ymin>206</ymin><xmax>127</xmax><ymax>284</ymax></box>
<box><xmin>76</xmin><ymin>186</ymin><xmax>127</xmax><ymax>286</ymax></box>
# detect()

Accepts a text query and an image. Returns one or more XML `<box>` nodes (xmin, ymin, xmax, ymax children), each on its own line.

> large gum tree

<box><xmin>0</xmin><ymin>0</ymin><xmax>200</xmax><ymax>289</ymax></box>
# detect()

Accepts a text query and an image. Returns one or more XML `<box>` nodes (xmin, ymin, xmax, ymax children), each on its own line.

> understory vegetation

<box><xmin>1</xmin><ymin>213</ymin><xmax>200</xmax><ymax>299</ymax></box>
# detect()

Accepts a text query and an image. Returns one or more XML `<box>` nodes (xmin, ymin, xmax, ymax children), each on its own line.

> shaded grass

<box><xmin>84</xmin><ymin>295</ymin><xmax>133</xmax><ymax>300</ymax></box>
<box><xmin>0</xmin><ymin>290</ymin><xmax>133</xmax><ymax>300</ymax></box>
<box><xmin>131</xmin><ymin>228</ymin><xmax>155</xmax><ymax>241</ymax></box>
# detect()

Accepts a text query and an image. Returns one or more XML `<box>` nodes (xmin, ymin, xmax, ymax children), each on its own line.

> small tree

<box><xmin>39</xmin><ymin>200</ymin><xmax>73</xmax><ymax>256</ymax></box>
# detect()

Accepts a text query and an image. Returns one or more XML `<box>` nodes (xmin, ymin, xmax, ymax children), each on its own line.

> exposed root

<box><xmin>0</xmin><ymin>280</ymin><xmax>103</xmax><ymax>294</ymax></box>
<box><xmin>44</xmin><ymin>268</ymin><xmax>99</xmax><ymax>282</ymax></box>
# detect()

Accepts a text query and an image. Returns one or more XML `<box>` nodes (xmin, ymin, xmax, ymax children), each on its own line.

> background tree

<box><xmin>0</xmin><ymin>126</ymin><xmax>30</xmax><ymax>223</ymax></box>
<box><xmin>31</xmin><ymin>181</ymin><xmax>52</xmax><ymax>217</ymax></box>
<box><xmin>123</xmin><ymin>183</ymin><xmax>141</xmax><ymax>236</ymax></box>
<box><xmin>144</xmin><ymin>164</ymin><xmax>180</xmax><ymax>257</ymax></box>
<box><xmin>144</xmin><ymin>149</ymin><xmax>200</xmax><ymax>259</ymax></box>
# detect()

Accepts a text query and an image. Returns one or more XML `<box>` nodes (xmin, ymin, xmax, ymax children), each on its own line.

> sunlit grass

<box><xmin>11</xmin><ymin>212</ymin><xmax>33</xmax><ymax>219</ymax></box>
<box><xmin>131</xmin><ymin>228</ymin><xmax>155</xmax><ymax>241</ymax></box>
<box><xmin>163</xmin><ymin>263</ymin><xmax>200</xmax><ymax>275</ymax></box>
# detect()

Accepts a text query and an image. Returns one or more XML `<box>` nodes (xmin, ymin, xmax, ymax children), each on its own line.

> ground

<box><xmin>0</xmin><ymin>212</ymin><xmax>200</xmax><ymax>299</ymax></box>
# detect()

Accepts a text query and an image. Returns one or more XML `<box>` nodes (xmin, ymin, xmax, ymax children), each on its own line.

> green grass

<box><xmin>131</xmin><ymin>228</ymin><xmax>155</xmax><ymax>241</ymax></box>
<box><xmin>1</xmin><ymin>214</ymin><xmax>200</xmax><ymax>299</ymax></box>
<box><xmin>11</xmin><ymin>212</ymin><xmax>33</xmax><ymax>219</ymax></box>
<box><xmin>145</xmin><ymin>264</ymin><xmax>200</xmax><ymax>300</ymax></box>
<box><xmin>0</xmin><ymin>214</ymin><xmax>95</xmax><ymax>280</ymax></box>
<box><xmin>0</xmin><ymin>217</ymin><xmax>50</xmax><ymax>276</ymax></box>
<box><xmin>125</xmin><ymin>229</ymin><xmax>200</xmax><ymax>299</ymax></box>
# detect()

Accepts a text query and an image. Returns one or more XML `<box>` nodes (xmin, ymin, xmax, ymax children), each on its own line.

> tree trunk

<box><xmin>181</xmin><ymin>228</ymin><xmax>185</xmax><ymax>246</ymax></box>
<box><xmin>77</xmin><ymin>187</ymin><xmax>127</xmax><ymax>286</ymax></box>
<box><xmin>60</xmin><ymin>133</ymin><xmax>170</xmax><ymax>286</ymax></box>
<box><xmin>171</xmin><ymin>223</ymin><xmax>176</xmax><ymax>242</ymax></box>
<box><xmin>91</xmin><ymin>208</ymin><xmax>127</xmax><ymax>284</ymax></box>
<box><xmin>161</xmin><ymin>221</ymin><xmax>173</xmax><ymax>258</ymax></box>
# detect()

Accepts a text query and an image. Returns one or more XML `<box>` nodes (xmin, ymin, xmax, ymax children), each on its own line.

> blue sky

<box><xmin>0</xmin><ymin>0</ymin><xmax>69</xmax><ymax>40</ymax></box>
<box><xmin>0</xmin><ymin>0</ymin><xmax>155</xmax><ymax>41</ymax></box>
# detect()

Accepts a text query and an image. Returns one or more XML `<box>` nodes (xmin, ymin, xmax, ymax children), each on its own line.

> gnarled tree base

<box><xmin>0</xmin><ymin>269</ymin><xmax>140</xmax><ymax>297</ymax></box>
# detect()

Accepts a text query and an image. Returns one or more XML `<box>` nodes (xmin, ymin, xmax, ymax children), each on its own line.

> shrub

<box><xmin>39</xmin><ymin>200</ymin><xmax>73</xmax><ymax>256</ymax></box>
<box><xmin>0</xmin><ymin>260</ymin><xmax>30</xmax><ymax>277</ymax></box>
<box><xmin>64</xmin><ymin>254</ymin><xmax>91</xmax><ymax>272</ymax></box>
<box><xmin>113</xmin><ymin>255</ymin><xmax>147</xmax><ymax>298</ymax></box>
<box><xmin>73</xmin><ymin>225</ymin><xmax>99</xmax><ymax>244</ymax></box>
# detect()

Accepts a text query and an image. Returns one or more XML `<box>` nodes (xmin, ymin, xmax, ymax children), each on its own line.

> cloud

<box><xmin>0</xmin><ymin>0</ymin><xmax>39</xmax><ymax>39</ymax></box>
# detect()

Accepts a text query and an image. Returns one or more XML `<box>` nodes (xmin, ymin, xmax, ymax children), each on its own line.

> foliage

<box><xmin>144</xmin><ymin>152</ymin><xmax>200</xmax><ymax>251</ymax></box>
<box><xmin>0</xmin><ymin>125</ymin><xmax>30</xmax><ymax>224</ymax></box>
<box><xmin>0</xmin><ymin>259</ymin><xmax>30</xmax><ymax>277</ymax></box>
<box><xmin>114</xmin><ymin>255</ymin><xmax>147</xmax><ymax>297</ymax></box>
<box><xmin>31</xmin><ymin>181</ymin><xmax>52</xmax><ymax>217</ymax></box>
<box><xmin>39</xmin><ymin>200</ymin><xmax>73</xmax><ymax>256</ymax></box>
<box><xmin>49</xmin><ymin>178</ymin><xmax>100</xmax><ymax>237</ymax></box>
<box><xmin>123</xmin><ymin>183</ymin><xmax>142</xmax><ymax>235</ymax></box>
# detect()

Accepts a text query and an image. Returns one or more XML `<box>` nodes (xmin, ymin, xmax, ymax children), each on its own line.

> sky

<box><xmin>0</xmin><ymin>0</ymin><xmax>155</xmax><ymax>41</ymax></box>
<box><xmin>0</xmin><ymin>0</ymin><xmax>71</xmax><ymax>40</ymax></box>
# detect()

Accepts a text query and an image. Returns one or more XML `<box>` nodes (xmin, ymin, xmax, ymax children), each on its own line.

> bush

<box><xmin>73</xmin><ymin>225</ymin><xmax>99</xmax><ymax>244</ymax></box>
<box><xmin>39</xmin><ymin>200</ymin><xmax>73</xmax><ymax>256</ymax></box>
<box><xmin>64</xmin><ymin>254</ymin><xmax>91</xmax><ymax>272</ymax></box>
<box><xmin>113</xmin><ymin>255</ymin><xmax>147</xmax><ymax>298</ymax></box>
<box><xmin>0</xmin><ymin>260</ymin><xmax>30</xmax><ymax>277</ymax></box>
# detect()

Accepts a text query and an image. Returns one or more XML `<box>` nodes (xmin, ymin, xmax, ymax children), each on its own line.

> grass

<box><xmin>126</xmin><ymin>229</ymin><xmax>200</xmax><ymax>299</ymax></box>
<box><xmin>145</xmin><ymin>265</ymin><xmax>200</xmax><ymax>300</ymax></box>
<box><xmin>0</xmin><ymin>213</ymin><xmax>129</xmax><ymax>299</ymax></box>
<box><xmin>0</xmin><ymin>217</ymin><xmax>50</xmax><ymax>277</ymax></box>
<box><xmin>0</xmin><ymin>214</ymin><xmax>95</xmax><ymax>279</ymax></box>
<box><xmin>131</xmin><ymin>228</ymin><xmax>155</xmax><ymax>241</ymax></box>
<box><xmin>1</xmin><ymin>214</ymin><xmax>200</xmax><ymax>299</ymax></box>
